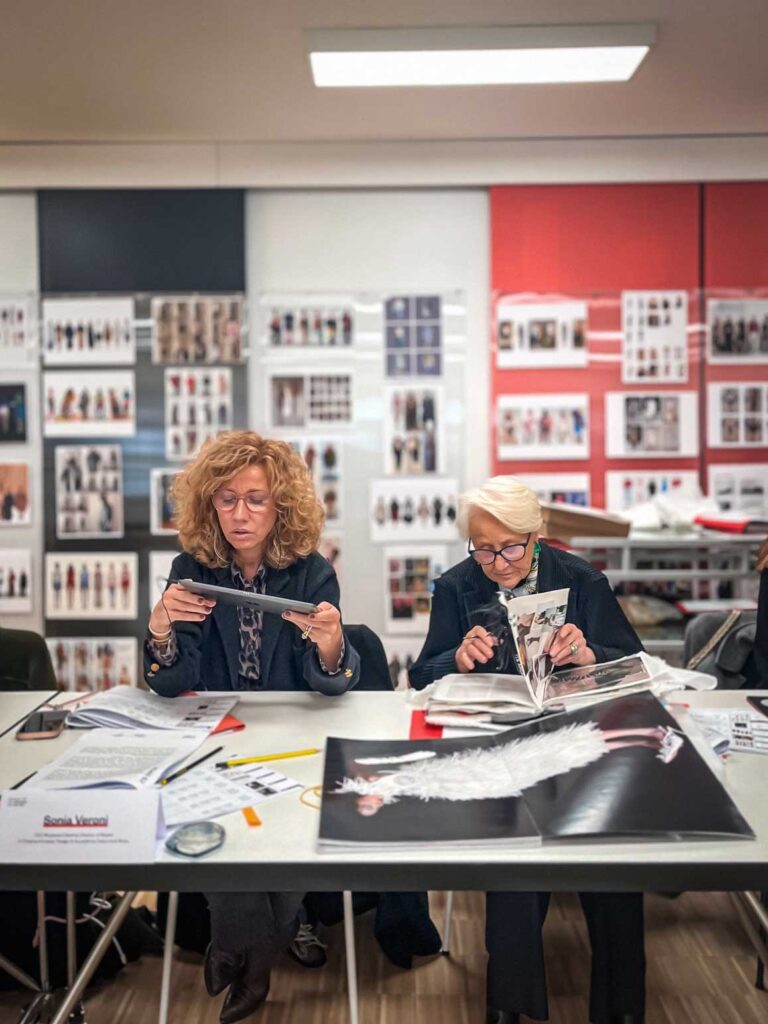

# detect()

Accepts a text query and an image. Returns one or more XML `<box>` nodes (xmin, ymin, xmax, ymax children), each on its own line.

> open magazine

<box><xmin>318</xmin><ymin>693</ymin><xmax>755</xmax><ymax>850</ymax></box>
<box><xmin>426</xmin><ymin>653</ymin><xmax>655</xmax><ymax>729</ymax></box>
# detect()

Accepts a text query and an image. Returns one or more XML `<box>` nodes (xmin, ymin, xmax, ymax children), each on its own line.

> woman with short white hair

<box><xmin>411</xmin><ymin>476</ymin><xmax>645</xmax><ymax>1024</ymax></box>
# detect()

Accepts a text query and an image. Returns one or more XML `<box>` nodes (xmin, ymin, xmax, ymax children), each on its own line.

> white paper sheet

<box><xmin>29</xmin><ymin>729</ymin><xmax>205</xmax><ymax>789</ymax></box>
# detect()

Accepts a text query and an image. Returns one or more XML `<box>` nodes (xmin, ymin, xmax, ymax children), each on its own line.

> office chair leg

<box><xmin>441</xmin><ymin>891</ymin><xmax>455</xmax><ymax>955</ymax></box>
<box><xmin>158</xmin><ymin>891</ymin><xmax>179</xmax><ymax>1024</ymax></box>
<box><xmin>343</xmin><ymin>891</ymin><xmax>360</xmax><ymax>1024</ymax></box>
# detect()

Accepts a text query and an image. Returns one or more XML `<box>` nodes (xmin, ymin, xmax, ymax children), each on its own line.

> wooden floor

<box><xmin>1</xmin><ymin>892</ymin><xmax>766</xmax><ymax>1024</ymax></box>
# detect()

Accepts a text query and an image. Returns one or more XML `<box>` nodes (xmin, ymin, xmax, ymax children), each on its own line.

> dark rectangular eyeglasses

<box><xmin>467</xmin><ymin>533</ymin><xmax>531</xmax><ymax>565</ymax></box>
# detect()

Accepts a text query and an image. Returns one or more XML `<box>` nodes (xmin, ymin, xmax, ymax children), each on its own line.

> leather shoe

<box><xmin>204</xmin><ymin>943</ymin><xmax>246</xmax><ymax>997</ymax></box>
<box><xmin>220</xmin><ymin>966</ymin><xmax>270</xmax><ymax>1024</ymax></box>
<box><xmin>486</xmin><ymin>1010</ymin><xmax>520</xmax><ymax>1024</ymax></box>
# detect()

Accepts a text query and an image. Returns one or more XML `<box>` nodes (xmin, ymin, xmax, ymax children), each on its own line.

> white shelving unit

<box><xmin>566</xmin><ymin>531</ymin><xmax>761</xmax><ymax>663</ymax></box>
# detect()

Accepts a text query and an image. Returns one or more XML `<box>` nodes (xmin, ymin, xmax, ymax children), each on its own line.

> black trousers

<box><xmin>485</xmin><ymin>891</ymin><xmax>645</xmax><ymax>1023</ymax></box>
<box><xmin>206</xmin><ymin>892</ymin><xmax>303</xmax><ymax>970</ymax></box>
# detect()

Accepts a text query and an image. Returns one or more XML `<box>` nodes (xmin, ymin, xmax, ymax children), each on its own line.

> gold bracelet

<box><xmin>148</xmin><ymin>624</ymin><xmax>173</xmax><ymax>642</ymax></box>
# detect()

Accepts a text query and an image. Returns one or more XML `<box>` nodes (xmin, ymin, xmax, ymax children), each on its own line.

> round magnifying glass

<box><xmin>165</xmin><ymin>821</ymin><xmax>225</xmax><ymax>858</ymax></box>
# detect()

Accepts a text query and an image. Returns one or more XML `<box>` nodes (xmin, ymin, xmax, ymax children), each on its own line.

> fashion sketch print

<box><xmin>319</xmin><ymin>693</ymin><xmax>754</xmax><ymax>846</ymax></box>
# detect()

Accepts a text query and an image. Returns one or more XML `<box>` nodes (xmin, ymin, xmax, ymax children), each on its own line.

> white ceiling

<box><xmin>2</xmin><ymin>0</ymin><xmax>767</xmax><ymax>145</ymax></box>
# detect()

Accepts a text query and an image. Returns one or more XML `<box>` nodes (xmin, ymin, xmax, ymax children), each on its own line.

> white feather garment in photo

<box><xmin>335</xmin><ymin>722</ymin><xmax>608</xmax><ymax>805</ymax></box>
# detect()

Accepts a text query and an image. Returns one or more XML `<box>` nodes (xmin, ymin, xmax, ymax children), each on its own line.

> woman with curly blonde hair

<box><xmin>143</xmin><ymin>430</ymin><xmax>360</xmax><ymax>1024</ymax></box>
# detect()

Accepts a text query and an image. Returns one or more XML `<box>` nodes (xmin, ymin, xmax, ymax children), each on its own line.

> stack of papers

<box><xmin>689</xmin><ymin>708</ymin><xmax>768</xmax><ymax>756</ymax></box>
<box><xmin>27</xmin><ymin>729</ymin><xmax>206</xmax><ymax>789</ymax></box>
<box><xmin>66</xmin><ymin>686</ymin><xmax>238</xmax><ymax>733</ymax></box>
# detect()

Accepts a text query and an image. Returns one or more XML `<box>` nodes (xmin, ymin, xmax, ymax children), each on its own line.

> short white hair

<box><xmin>458</xmin><ymin>476</ymin><xmax>542</xmax><ymax>538</ymax></box>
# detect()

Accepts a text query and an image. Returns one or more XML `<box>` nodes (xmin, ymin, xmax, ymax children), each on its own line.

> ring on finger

<box><xmin>301</xmin><ymin>624</ymin><xmax>313</xmax><ymax>640</ymax></box>
<box><xmin>569</xmin><ymin>640</ymin><xmax>579</xmax><ymax>656</ymax></box>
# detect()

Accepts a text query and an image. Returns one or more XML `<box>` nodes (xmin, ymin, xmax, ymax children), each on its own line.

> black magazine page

<box><xmin>319</xmin><ymin>730</ymin><xmax>541</xmax><ymax>847</ymax></box>
<box><xmin>512</xmin><ymin>693</ymin><xmax>754</xmax><ymax>841</ymax></box>
<box><xmin>318</xmin><ymin>693</ymin><xmax>754</xmax><ymax>849</ymax></box>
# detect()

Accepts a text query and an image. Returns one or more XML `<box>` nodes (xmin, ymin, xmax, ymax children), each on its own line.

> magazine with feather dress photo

<box><xmin>318</xmin><ymin>693</ymin><xmax>755</xmax><ymax>850</ymax></box>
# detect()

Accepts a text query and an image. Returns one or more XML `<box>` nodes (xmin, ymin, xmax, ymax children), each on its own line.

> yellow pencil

<box><xmin>215</xmin><ymin>747</ymin><xmax>320</xmax><ymax>768</ymax></box>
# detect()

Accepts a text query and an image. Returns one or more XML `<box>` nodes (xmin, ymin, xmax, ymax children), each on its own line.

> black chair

<box><xmin>344</xmin><ymin>623</ymin><xmax>394</xmax><ymax>691</ymax></box>
<box><xmin>0</xmin><ymin>626</ymin><xmax>57</xmax><ymax>691</ymax></box>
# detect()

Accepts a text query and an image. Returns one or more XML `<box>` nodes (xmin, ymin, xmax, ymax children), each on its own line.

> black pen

<box><xmin>11</xmin><ymin>771</ymin><xmax>37</xmax><ymax>790</ymax></box>
<box><xmin>159</xmin><ymin>745</ymin><xmax>223</xmax><ymax>786</ymax></box>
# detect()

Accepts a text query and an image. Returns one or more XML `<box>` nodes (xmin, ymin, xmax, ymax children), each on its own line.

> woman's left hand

<box><xmin>283</xmin><ymin>601</ymin><xmax>343</xmax><ymax>667</ymax></box>
<box><xmin>549</xmin><ymin>624</ymin><xmax>596</xmax><ymax>668</ymax></box>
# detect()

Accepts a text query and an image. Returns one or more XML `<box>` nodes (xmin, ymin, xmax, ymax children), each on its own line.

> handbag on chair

<box><xmin>684</xmin><ymin>610</ymin><xmax>758</xmax><ymax>689</ymax></box>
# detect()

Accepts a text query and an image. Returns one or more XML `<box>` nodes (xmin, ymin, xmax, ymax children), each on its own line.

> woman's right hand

<box><xmin>455</xmin><ymin>626</ymin><xmax>498</xmax><ymax>672</ymax></box>
<box><xmin>148</xmin><ymin>584</ymin><xmax>216</xmax><ymax>635</ymax></box>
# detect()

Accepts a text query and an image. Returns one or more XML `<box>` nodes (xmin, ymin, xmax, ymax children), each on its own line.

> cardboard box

<box><xmin>540</xmin><ymin>501</ymin><xmax>630</xmax><ymax>541</ymax></box>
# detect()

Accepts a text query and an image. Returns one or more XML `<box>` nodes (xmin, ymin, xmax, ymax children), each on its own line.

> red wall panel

<box><xmin>703</xmin><ymin>182</ymin><xmax>768</xmax><ymax>474</ymax></box>
<box><xmin>490</xmin><ymin>185</ymin><xmax>702</xmax><ymax>508</ymax></box>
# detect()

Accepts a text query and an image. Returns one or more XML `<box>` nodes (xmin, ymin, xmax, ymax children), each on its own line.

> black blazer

<box><xmin>143</xmin><ymin>551</ymin><xmax>360</xmax><ymax>697</ymax></box>
<box><xmin>409</xmin><ymin>542</ymin><xmax>643</xmax><ymax>689</ymax></box>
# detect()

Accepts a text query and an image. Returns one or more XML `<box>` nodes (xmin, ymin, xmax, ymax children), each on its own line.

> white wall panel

<box><xmin>246</xmin><ymin>189</ymin><xmax>489</xmax><ymax>641</ymax></box>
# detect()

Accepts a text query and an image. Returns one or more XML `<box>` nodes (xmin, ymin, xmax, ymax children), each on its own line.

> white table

<box><xmin>1</xmin><ymin>688</ymin><xmax>766</xmax><ymax>1024</ymax></box>
<box><xmin>0</xmin><ymin>689</ymin><xmax>766</xmax><ymax>893</ymax></box>
<box><xmin>0</xmin><ymin>690</ymin><xmax>57</xmax><ymax>740</ymax></box>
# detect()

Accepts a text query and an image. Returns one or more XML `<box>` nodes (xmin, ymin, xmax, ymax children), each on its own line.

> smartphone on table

<box><xmin>15</xmin><ymin>708</ymin><xmax>68</xmax><ymax>740</ymax></box>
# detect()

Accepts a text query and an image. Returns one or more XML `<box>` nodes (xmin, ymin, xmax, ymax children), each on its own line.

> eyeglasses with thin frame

<box><xmin>467</xmin><ymin>533</ymin><xmax>532</xmax><ymax>566</ymax></box>
<box><xmin>212</xmin><ymin>491</ymin><xmax>272</xmax><ymax>514</ymax></box>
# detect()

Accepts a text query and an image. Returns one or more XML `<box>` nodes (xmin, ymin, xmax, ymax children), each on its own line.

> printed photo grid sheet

<box><xmin>161</xmin><ymin>756</ymin><xmax>303</xmax><ymax>827</ymax></box>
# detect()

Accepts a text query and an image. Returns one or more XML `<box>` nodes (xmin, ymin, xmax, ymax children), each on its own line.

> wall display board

<box><xmin>496</xmin><ymin>299</ymin><xmax>588</xmax><ymax>369</ymax></box>
<box><xmin>708</xmin><ymin>298</ymin><xmax>768</xmax><ymax>363</ymax></box>
<box><xmin>267</xmin><ymin>304</ymin><xmax>354</xmax><ymax>347</ymax></box>
<box><xmin>55</xmin><ymin>444</ymin><xmax>123</xmax><ymax>539</ymax></box>
<box><xmin>46</xmin><ymin>552</ymin><xmax>138</xmax><ymax>620</ymax></box>
<box><xmin>621</xmin><ymin>290</ymin><xmax>688</xmax><ymax>383</ymax></box>
<box><xmin>707</xmin><ymin>382</ymin><xmax>768</xmax><ymax>447</ymax></box>
<box><xmin>709</xmin><ymin>463</ymin><xmax>768</xmax><ymax>514</ymax></box>
<box><xmin>318</xmin><ymin>532</ymin><xmax>342</xmax><ymax>588</ymax></box>
<box><xmin>149</xmin><ymin>549</ymin><xmax>178</xmax><ymax>611</ymax></box>
<box><xmin>47</xmin><ymin>637</ymin><xmax>137</xmax><ymax>692</ymax></box>
<box><xmin>289</xmin><ymin>439</ymin><xmax>342</xmax><ymax>524</ymax></box>
<box><xmin>384</xmin><ymin>544</ymin><xmax>447</xmax><ymax>635</ymax></box>
<box><xmin>384</xmin><ymin>294</ymin><xmax>442</xmax><ymax>377</ymax></box>
<box><xmin>370</xmin><ymin>478</ymin><xmax>459</xmax><ymax>542</ymax></box>
<box><xmin>43</xmin><ymin>370</ymin><xmax>135</xmax><ymax>438</ymax></box>
<box><xmin>496</xmin><ymin>393</ymin><xmax>589</xmax><ymax>461</ymax></box>
<box><xmin>605</xmin><ymin>470</ymin><xmax>700</xmax><ymax>512</ymax></box>
<box><xmin>605</xmin><ymin>392</ymin><xmax>699</xmax><ymax>458</ymax></box>
<box><xmin>0</xmin><ymin>381</ymin><xmax>29</xmax><ymax>443</ymax></box>
<box><xmin>152</xmin><ymin>295</ymin><xmax>245</xmax><ymax>364</ymax></box>
<box><xmin>165</xmin><ymin>367</ymin><xmax>232</xmax><ymax>460</ymax></box>
<box><xmin>518</xmin><ymin>472</ymin><xmax>590</xmax><ymax>507</ymax></box>
<box><xmin>0</xmin><ymin>463</ymin><xmax>31</xmax><ymax>525</ymax></box>
<box><xmin>269</xmin><ymin>372</ymin><xmax>353</xmax><ymax>429</ymax></box>
<box><xmin>150</xmin><ymin>468</ymin><xmax>181</xmax><ymax>535</ymax></box>
<box><xmin>42</xmin><ymin>297</ymin><xmax>135</xmax><ymax>366</ymax></box>
<box><xmin>383</xmin><ymin>385</ymin><xmax>442</xmax><ymax>475</ymax></box>
<box><xmin>0</xmin><ymin>547</ymin><xmax>32</xmax><ymax>613</ymax></box>
<box><xmin>0</xmin><ymin>295</ymin><xmax>36</xmax><ymax>364</ymax></box>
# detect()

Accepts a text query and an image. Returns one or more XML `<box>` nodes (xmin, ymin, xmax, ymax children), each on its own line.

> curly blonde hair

<box><xmin>172</xmin><ymin>431</ymin><xmax>324</xmax><ymax>569</ymax></box>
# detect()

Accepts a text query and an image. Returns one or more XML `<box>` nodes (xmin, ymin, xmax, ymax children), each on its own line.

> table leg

<box><xmin>158</xmin><ymin>891</ymin><xmax>178</xmax><ymax>1024</ymax></box>
<box><xmin>440</xmin><ymin>891</ymin><xmax>454</xmax><ymax>955</ymax></box>
<box><xmin>343</xmin><ymin>891</ymin><xmax>359</xmax><ymax>1024</ymax></box>
<box><xmin>0</xmin><ymin>951</ymin><xmax>40</xmax><ymax>993</ymax></box>
<box><xmin>49</xmin><ymin>891</ymin><xmax>137</xmax><ymax>1024</ymax></box>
